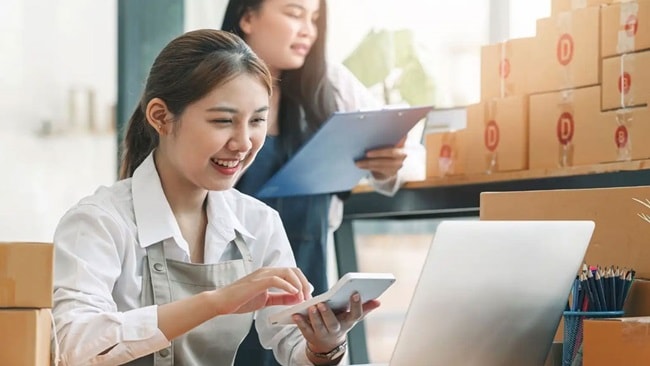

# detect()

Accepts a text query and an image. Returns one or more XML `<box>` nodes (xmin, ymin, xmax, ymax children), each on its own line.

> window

<box><xmin>0</xmin><ymin>0</ymin><xmax>117</xmax><ymax>242</ymax></box>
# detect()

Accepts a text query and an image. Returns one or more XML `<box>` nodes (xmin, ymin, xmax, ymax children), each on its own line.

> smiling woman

<box><xmin>52</xmin><ymin>28</ymin><xmax>379</xmax><ymax>366</ymax></box>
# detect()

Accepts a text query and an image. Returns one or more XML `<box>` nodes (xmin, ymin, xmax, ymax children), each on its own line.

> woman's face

<box><xmin>161</xmin><ymin>73</ymin><xmax>269</xmax><ymax>192</ymax></box>
<box><xmin>239</xmin><ymin>0</ymin><xmax>320</xmax><ymax>73</ymax></box>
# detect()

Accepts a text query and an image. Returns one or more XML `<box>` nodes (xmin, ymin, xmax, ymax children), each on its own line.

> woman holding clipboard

<box><xmin>221</xmin><ymin>0</ymin><xmax>425</xmax><ymax>365</ymax></box>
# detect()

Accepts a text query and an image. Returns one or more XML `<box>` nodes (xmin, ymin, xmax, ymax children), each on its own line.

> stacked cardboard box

<box><xmin>424</xmin><ymin>0</ymin><xmax>650</xmax><ymax>179</ymax></box>
<box><xmin>454</xmin><ymin>33</ymin><xmax>532</xmax><ymax>175</ymax></box>
<box><xmin>423</xmin><ymin>108</ymin><xmax>469</xmax><ymax>178</ymax></box>
<box><xmin>530</xmin><ymin>0</ymin><xmax>650</xmax><ymax>170</ymax></box>
<box><xmin>0</xmin><ymin>243</ymin><xmax>54</xmax><ymax>365</ymax></box>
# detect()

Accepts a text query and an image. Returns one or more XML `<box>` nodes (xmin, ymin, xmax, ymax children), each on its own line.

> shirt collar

<box><xmin>131</xmin><ymin>152</ymin><xmax>256</xmax><ymax>248</ymax></box>
<box><xmin>206</xmin><ymin>190</ymin><xmax>256</xmax><ymax>243</ymax></box>
<box><xmin>132</xmin><ymin>153</ymin><xmax>183</xmax><ymax>248</ymax></box>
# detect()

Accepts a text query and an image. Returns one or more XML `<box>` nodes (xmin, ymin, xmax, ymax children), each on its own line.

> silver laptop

<box><xmin>356</xmin><ymin>219</ymin><xmax>594</xmax><ymax>366</ymax></box>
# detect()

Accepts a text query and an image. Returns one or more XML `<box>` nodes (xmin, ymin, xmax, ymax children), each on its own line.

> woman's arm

<box><xmin>53</xmin><ymin>205</ymin><xmax>169</xmax><ymax>365</ymax></box>
<box><xmin>54</xmin><ymin>205</ymin><xmax>309</xmax><ymax>365</ymax></box>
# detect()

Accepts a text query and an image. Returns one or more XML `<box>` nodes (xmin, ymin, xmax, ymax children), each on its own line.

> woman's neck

<box><xmin>153</xmin><ymin>150</ymin><xmax>207</xmax><ymax>216</ymax></box>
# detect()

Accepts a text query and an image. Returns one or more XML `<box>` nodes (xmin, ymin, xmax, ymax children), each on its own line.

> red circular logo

<box><xmin>615</xmin><ymin>126</ymin><xmax>629</xmax><ymax>148</ymax></box>
<box><xmin>557</xmin><ymin>34</ymin><xmax>574</xmax><ymax>66</ymax></box>
<box><xmin>619</xmin><ymin>72</ymin><xmax>632</xmax><ymax>94</ymax></box>
<box><xmin>484</xmin><ymin>120</ymin><xmax>499</xmax><ymax>152</ymax></box>
<box><xmin>625</xmin><ymin>15</ymin><xmax>638</xmax><ymax>36</ymax></box>
<box><xmin>556</xmin><ymin>112</ymin><xmax>574</xmax><ymax>145</ymax></box>
<box><xmin>439</xmin><ymin>144</ymin><xmax>452</xmax><ymax>159</ymax></box>
<box><xmin>499</xmin><ymin>58</ymin><xmax>510</xmax><ymax>79</ymax></box>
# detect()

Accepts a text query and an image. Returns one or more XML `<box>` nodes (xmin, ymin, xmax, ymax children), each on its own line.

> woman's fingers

<box><xmin>364</xmin><ymin>145</ymin><xmax>407</xmax><ymax>159</ymax></box>
<box><xmin>355</xmin><ymin>147</ymin><xmax>407</xmax><ymax>179</ymax></box>
<box><xmin>266</xmin><ymin>292</ymin><xmax>303</xmax><ymax>306</ymax></box>
<box><xmin>249</xmin><ymin>267</ymin><xmax>311</xmax><ymax>298</ymax></box>
<box><xmin>293</xmin><ymin>314</ymin><xmax>314</xmax><ymax>338</ymax></box>
<box><xmin>288</xmin><ymin>267</ymin><xmax>312</xmax><ymax>301</ymax></box>
<box><xmin>318</xmin><ymin>303</ymin><xmax>341</xmax><ymax>333</ymax></box>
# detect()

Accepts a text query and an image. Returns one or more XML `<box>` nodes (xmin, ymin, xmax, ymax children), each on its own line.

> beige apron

<box><xmin>126</xmin><ymin>231</ymin><xmax>255</xmax><ymax>366</ymax></box>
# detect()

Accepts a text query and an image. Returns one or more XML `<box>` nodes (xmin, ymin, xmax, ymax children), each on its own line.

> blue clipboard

<box><xmin>256</xmin><ymin>105</ymin><xmax>433</xmax><ymax>198</ymax></box>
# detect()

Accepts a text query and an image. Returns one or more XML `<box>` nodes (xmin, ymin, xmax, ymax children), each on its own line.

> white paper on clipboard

<box><xmin>256</xmin><ymin>105</ymin><xmax>433</xmax><ymax>198</ymax></box>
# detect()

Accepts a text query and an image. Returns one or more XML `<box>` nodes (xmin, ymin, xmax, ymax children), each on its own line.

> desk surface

<box><xmin>344</xmin><ymin>159</ymin><xmax>650</xmax><ymax>220</ymax></box>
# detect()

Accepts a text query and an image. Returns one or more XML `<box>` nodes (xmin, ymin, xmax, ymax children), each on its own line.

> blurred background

<box><xmin>0</xmin><ymin>0</ymin><xmax>549</xmax><ymax>242</ymax></box>
<box><xmin>0</xmin><ymin>0</ymin><xmax>549</xmax><ymax>363</ymax></box>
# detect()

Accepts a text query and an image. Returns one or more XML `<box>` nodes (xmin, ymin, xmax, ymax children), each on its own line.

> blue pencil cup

<box><xmin>562</xmin><ymin>310</ymin><xmax>624</xmax><ymax>366</ymax></box>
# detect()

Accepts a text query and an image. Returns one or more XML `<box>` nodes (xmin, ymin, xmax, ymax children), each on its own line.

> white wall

<box><xmin>0</xmin><ymin>0</ymin><xmax>116</xmax><ymax>134</ymax></box>
<box><xmin>0</xmin><ymin>0</ymin><xmax>117</xmax><ymax>242</ymax></box>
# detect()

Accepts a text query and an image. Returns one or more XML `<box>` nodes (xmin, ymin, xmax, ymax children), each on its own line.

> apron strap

<box><xmin>144</xmin><ymin>242</ymin><xmax>174</xmax><ymax>365</ymax></box>
<box><xmin>232</xmin><ymin>230</ymin><xmax>253</xmax><ymax>273</ymax></box>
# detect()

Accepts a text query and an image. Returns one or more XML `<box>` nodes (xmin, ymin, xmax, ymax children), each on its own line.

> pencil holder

<box><xmin>561</xmin><ymin>310</ymin><xmax>624</xmax><ymax>366</ymax></box>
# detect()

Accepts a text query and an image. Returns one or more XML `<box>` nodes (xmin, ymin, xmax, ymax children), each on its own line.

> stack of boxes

<box><xmin>425</xmin><ymin>0</ymin><xmax>650</xmax><ymax>179</ymax></box>
<box><xmin>0</xmin><ymin>242</ymin><xmax>54</xmax><ymax>365</ymax></box>
<box><xmin>598</xmin><ymin>1</ymin><xmax>650</xmax><ymax>161</ymax></box>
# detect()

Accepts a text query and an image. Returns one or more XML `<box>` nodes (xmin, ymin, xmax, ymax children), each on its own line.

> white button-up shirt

<box><xmin>53</xmin><ymin>153</ymin><xmax>312</xmax><ymax>366</ymax></box>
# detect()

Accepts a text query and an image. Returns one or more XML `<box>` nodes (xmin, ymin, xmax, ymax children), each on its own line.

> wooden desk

<box><xmin>336</xmin><ymin>159</ymin><xmax>650</xmax><ymax>364</ymax></box>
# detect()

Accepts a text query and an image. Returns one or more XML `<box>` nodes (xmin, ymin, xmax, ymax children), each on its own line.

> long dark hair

<box><xmin>222</xmin><ymin>0</ymin><xmax>338</xmax><ymax>152</ymax></box>
<box><xmin>119</xmin><ymin>29</ymin><xmax>272</xmax><ymax>179</ymax></box>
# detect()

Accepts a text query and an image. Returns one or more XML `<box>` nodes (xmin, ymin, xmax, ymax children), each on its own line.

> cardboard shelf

<box><xmin>345</xmin><ymin>159</ymin><xmax>650</xmax><ymax>220</ymax></box>
<box><xmin>353</xmin><ymin>159</ymin><xmax>650</xmax><ymax>193</ymax></box>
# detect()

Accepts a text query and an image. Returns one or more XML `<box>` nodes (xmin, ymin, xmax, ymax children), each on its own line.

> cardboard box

<box><xmin>580</xmin><ymin>280</ymin><xmax>650</xmax><ymax>364</ymax></box>
<box><xmin>552</xmin><ymin>0</ymin><xmax>612</xmax><ymax>16</ymax></box>
<box><xmin>583</xmin><ymin>316</ymin><xmax>650</xmax><ymax>365</ymax></box>
<box><xmin>464</xmin><ymin>95</ymin><xmax>529</xmax><ymax>174</ymax></box>
<box><xmin>529</xmin><ymin>7</ymin><xmax>601</xmax><ymax>94</ymax></box>
<box><xmin>529</xmin><ymin>86</ymin><xmax>607</xmax><ymax>169</ymax></box>
<box><xmin>602</xmin><ymin>49</ymin><xmax>650</xmax><ymax>110</ymax></box>
<box><xmin>480</xmin><ymin>37</ymin><xmax>534</xmax><ymax>100</ymax></box>
<box><xmin>625</xmin><ymin>278</ymin><xmax>650</xmax><ymax>316</ymax></box>
<box><xmin>598</xmin><ymin>105</ymin><xmax>650</xmax><ymax>162</ymax></box>
<box><xmin>0</xmin><ymin>242</ymin><xmax>54</xmax><ymax>308</ymax></box>
<box><xmin>425</xmin><ymin>130</ymin><xmax>467</xmax><ymax>178</ymax></box>
<box><xmin>602</xmin><ymin>0</ymin><xmax>650</xmax><ymax>58</ymax></box>
<box><xmin>480</xmin><ymin>185</ymin><xmax>650</xmax><ymax>279</ymax></box>
<box><xmin>480</xmin><ymin>185</ymin><xmax>650</xmax><ymax>343</ymax></box>
<box><xmin>0</xmin><ymin>309</ymin><xmax>52</xmax><ymax>366</ymax></box>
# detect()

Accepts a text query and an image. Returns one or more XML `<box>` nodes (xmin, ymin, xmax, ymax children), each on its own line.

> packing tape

<box><xmin>615</xmin><ymin>107</ymin><xmax>633</xmax><ymax>161</ymax></box>
<box><xmin>499</xmin><ymin>42</ymin><xmax>506</xmax><ymax>99</ymax></box>
<box><xmin>485</xmin><ymin>100</ymin><xmax>499</xmax><ymax>174</ymax></box>
<box><xmin>619</xmin><ymin>53</ymin><xmax>637</xmax><ymax>109</ymax></box>
<box><xmin>49</xmin><ymin>310</ymin><xmax>61</xmax><ymax>366</ymax></box>
<box><xmin>437</xmin><ymin>133</ymin><xmax>453</xmax><ymax>177</ymax></box>
<box><xmin>557</xmin><ymin>11</ymin><xmax>576</xmax><ymax>90</ymax></box>
<box><xmin>618</xmin><ymin>2</ymin><xmax>639</xmax><ymax>54</ymax></box>
<box><xmin>557</xmin><ymin>89</ymin><xmax>575</xmax><ymax>167</ymax></box>
<box><xmin>0</xmin><ymin>246</ymin><xmax>16</xmax><ymax>305</ymax></box>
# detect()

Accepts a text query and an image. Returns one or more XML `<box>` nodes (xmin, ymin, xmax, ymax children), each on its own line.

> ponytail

<box><xmin>119</xmin><ymin>101</ymin><xmax>159</xmax><ymax>179</ymax></box>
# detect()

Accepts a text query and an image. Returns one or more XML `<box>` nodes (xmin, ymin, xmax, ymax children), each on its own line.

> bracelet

<box><xmin>306</xmin><ymin>340</ymin><xmax>347</xmax><ymax>363</ymax></box>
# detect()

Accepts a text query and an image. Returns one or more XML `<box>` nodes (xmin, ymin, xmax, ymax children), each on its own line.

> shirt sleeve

<box><xmin>53</xmin><ymin>204</ymin><xmax>170</xmax><ymax>366</ymax></box>
<box><xmin>252</xmin><ymin>210</ymin><xmax>315</xmax><ymax>365</ymax></box>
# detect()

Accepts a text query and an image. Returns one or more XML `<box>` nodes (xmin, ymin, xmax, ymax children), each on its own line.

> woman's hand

<box><xmin>211</xmin><ymin>267</ymin><xmax>312</xmax><ymax>315</ymax></box>
<box><xmin>354</xmin><ymin>137</ymin><xmax>407</xmax><ymax>181</ymax></box>
<box><xmin>292</xmin><ymin>292</ymin><xmax>381</xmax><ymax>358</ymax></box>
